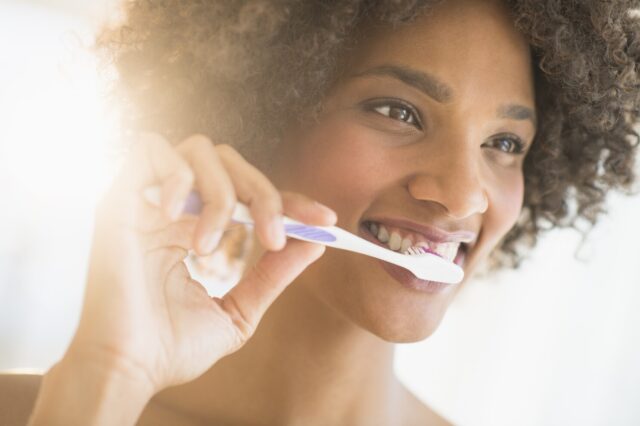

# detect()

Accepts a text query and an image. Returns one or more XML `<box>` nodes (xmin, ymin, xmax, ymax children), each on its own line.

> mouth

<box><xmin>358</xmin><ymin>220</ymin><xmax>470</xmax><ymax>293</ymax></box>
<box><xmin>360</xmin><ymin>220</ymin><xmax>469</xmax><ymax>266</ymax></box>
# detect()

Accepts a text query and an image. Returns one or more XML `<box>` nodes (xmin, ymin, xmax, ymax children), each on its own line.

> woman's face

<box><xmin>270</xmin><ymin>0</ymin><xmax>536</xmax><ymax>341</ymax></box>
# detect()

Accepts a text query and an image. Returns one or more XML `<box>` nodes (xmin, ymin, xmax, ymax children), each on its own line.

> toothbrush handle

<box><xmin>180</xmin><ymin>189</ymin><xmax>339</xmax><ymax>243</ymax></box>
<box><xmin>315</xmin><ymin>225</ymin><xmax>404</xmax><ymax>261</ymax></box>
<box><xmin>156</xmin><ymin>187</ymin><xmax>396</xmax><ymax>260</ymax></box>
<box><xmin>247</xmin><ymin>208</ymin><xmax>397</xmax><ymax>263</ymax></box>
<box><xmin>145</xmin><ymin>187</ymin><xmax>461</xmax><ymax>283</ymax></box>
<box><xmin>230</xmin><ymin>203</ymin><xmax>340</xmax><ymax>243</ymax></box>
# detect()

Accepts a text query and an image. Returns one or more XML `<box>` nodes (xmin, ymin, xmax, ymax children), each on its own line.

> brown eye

<box><xmin>485</xmin><ymin>134</ymin><xmax>525</xmax><ymax>154</ymax></box>
<box><xmin>390</xmin><ymin>106</ymin><xmax>411</xmax><ymax>121</ymax></box>
<box><xmin>363</xmin><ymin>98</ymin><xmax>423</xmax><ymax>130</ymax></box>
<box><xmin>373</xmin><ymin>104</ymin><xmax>419</xmax><ymax>126</ymax></box>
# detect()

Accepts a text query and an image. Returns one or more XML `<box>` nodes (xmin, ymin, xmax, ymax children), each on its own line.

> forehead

<box><xmin>346</xmin><ymin>0</ymin><xmax>534</xmax><ymax>108</ymax></box>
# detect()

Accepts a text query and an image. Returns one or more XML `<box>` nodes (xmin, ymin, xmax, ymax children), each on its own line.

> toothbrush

<box><xmin>143</xmin><ymin>187</ymin><xmax>464</xmax><ymax>284</ymax></box>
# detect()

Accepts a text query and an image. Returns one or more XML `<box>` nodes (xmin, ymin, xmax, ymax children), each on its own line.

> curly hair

<box><xmin>97</xmin><ymin>0</ymin><xmax>640</xmax><ymax>269</ymax></box>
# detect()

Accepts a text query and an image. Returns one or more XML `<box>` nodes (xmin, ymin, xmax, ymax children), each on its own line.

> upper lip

<box><xmin>363</xmin><ymin>217</ymin><xmax>477</xmax><ymax>245</ymax></box>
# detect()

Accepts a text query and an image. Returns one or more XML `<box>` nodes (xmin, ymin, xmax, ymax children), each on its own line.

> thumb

<box><xmin>217</xmin><ymin>240</ymin><xmax>325</xmax><ymax>341</ymax></box>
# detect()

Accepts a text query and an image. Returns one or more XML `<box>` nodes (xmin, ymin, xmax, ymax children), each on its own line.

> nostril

<box><xmin>407</xmin><ymin>173</ymin><xmax>489</xmax><ymax>219</ymax></box>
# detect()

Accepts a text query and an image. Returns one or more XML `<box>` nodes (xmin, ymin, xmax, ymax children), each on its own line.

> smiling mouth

<box><xmin>360</xmin><ymin>220</ymin><xmax>469</xmax><ymax>266</ymax></box>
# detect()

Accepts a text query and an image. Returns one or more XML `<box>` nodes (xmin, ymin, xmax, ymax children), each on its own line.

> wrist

<box><xmin>28</xmin><ymin>347</ymin><xmax>155</xmax><ymax>426</ymax></box>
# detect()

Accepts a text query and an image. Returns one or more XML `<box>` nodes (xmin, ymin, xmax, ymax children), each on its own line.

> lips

<box><xmin>361</xmin><ymin>216</ymin><xmax>474</xmax><ymax>263</ymax></box>
<box><xmin>357</xmin><ymin>221</ymin><xmax>467</xmax><ymax>293</ymax></box>
<box><xmin>364</xmin><ymin>220</ymin><xmax>464</xmax><ymax>262</ymax></box>
<box><xmin>363</xmin><ymin>217</ymin><xmax>476</xmax><ymax>244</ymax></box>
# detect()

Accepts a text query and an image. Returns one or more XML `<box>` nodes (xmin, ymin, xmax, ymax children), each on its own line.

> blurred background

<box><xmin>1</xmin><ymin>1</ymin><xmax>639</xmax><ymax>425</ymax></box>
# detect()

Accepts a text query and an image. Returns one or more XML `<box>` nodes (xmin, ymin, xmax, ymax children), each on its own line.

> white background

<box><xmin>1</xmin><ymin>1</ymin><xmax>639</xmax><ymax>425</ymax></box>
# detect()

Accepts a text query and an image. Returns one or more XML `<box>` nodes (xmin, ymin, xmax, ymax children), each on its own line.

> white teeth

<box><xmin>432</xmin><ymin>242</ymin><xmax>460</xmax><ymax>261</ymax></box>
<box><xmin>369</xmin><ymin>221</ymin><xmax>462</xmax><ymax>261</ymax></box>
<box><xmin>369</xmin><ymin>222</ymin><xmax>379</xmax><ymax>235</ymax></box>
<box><xmin>414</xmin><ymin>241</ymin><xmax>432</xmax><ymax>251</ymax></box>
<box><xmin>388</xmin><ymin>232</ymin><xmax>402</xmax><ymax>251</ymax></box>
<box><xmin>400</xmin><ymin>237</ymin><xmax>412</xmax><ymax>253</ymax></box>
<box><xmin>413</xmin><ymin>241</ymin><xmax>459</xmax><ymax>261</ymax></box>
<box><xmin>377</xmin><ymin>225</ymin><xmax>389</xmax><ymax>243</ymax></box>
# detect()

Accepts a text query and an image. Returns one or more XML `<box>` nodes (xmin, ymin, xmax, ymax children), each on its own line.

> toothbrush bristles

<box><xmin>403</xmin><ymin>246</ymin><xmax>423</xmax><ymax>255</ymax></box>
<box><xmin>404</xmin><ymin>245</ymin><xmax>442</xmax><ymax>258</ymax></box>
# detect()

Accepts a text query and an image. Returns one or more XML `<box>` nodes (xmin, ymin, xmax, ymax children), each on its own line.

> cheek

<box><xmin>281</xmin><ymin>121</ymin><xmax>394</xmax><ymax>225</ymax></box>
<box><xmin>483</xmin><ymin>170</ymin><xmax>525</xmax><ymax>250</ymax></box>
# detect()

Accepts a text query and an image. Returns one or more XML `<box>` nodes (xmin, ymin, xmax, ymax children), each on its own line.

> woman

<box><xmin>2</xmin><ymin>0</ymin><xmax>638</xmax><ymax>424</ymax></box>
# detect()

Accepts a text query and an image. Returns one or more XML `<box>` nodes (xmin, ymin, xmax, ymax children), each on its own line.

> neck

<box><xmin>154</xmin><ymin>278</ymin><xmax>401</xmax><ymax>425</ymax></box>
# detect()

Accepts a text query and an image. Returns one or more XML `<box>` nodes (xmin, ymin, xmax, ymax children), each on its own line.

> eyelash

<box><xmin>484</xmin><ymin>134</ymin><xmax>526</xmax><ymax>155</ymax></box>
<box><xmin>363</xmin><ymin>98</ymin><xmax>424</xmax><ymax>130</ymax></box>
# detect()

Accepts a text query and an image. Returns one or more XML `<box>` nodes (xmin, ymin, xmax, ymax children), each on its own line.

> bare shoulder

<box><xmin>400</xmin><ymin>384</ymin><xmax>453</xmax><ymax>426</ymax></box>
<box><xmin>0</xmin><ymin>373</ymin><xmax>43</xmax><ymax>426</ymax></box>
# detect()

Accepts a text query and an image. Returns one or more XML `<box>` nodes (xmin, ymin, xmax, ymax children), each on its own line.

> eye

<box><xmin>364</xmin><ymin>98</ymin><xmax>423</xmax><ymax>130</ymax></box>
<box><xmin>484</xmin><ymin>134</ymin><xmax>526</xmax><ymax>155</ymax></box>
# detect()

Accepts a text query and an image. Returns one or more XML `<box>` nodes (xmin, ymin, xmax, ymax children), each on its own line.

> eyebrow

<box><xmin>498</xmin><ymin>104</ymin><xmax>537</xmax><ymax>127</ymax></box>
<box><xmin>350</xmin><ymin>64</ymin><xmax>537</xmax><ymax>127</ymax></box>
<box><xmin>351</xmin><ymin>64</ymin><xmax>453</xmax><ymax>103</ymax></box>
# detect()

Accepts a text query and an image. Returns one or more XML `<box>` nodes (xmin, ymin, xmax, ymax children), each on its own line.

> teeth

<box><xmin>377</xmin><ymin>225</ymin><xmax>389</xmax><ymax>243</ymax></box>
<box><xmin>369</xmin><ymin>222</ymin><xmax>379</xmax><ymax>235</ymax></box>
<box><xmin>430</xmin><ymin>242</ymin><xmax>460</xmax><ymax>261</ymax></box>
<box><xmin>368</xmin><ymin>221</ymin><xmax>462</xmax><ymax>261</ymax></box>
<box><xmin>400</xmin><ymin>237</ymin><xmax>412</xmax><ymax>253</ymax></box>
<box><xmin>388</xmin><ymin>232</ymin><xmax>402</xmax><ymax>251</ymax></box>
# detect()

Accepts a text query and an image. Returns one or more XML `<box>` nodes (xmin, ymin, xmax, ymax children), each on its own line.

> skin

<box><xmin>0</xmin><ymin>0</ymin><xmax>536</xmax><ymax>425</ymax></box>
<box><xmin>268</xmin><ymin>0</ymin><xmax>536</xmax><ymax>342</ymax></box>
<box><xmin>150</xmin><ymin>0</ymin><xmax>536</xmax><ymax>424</ymax></box>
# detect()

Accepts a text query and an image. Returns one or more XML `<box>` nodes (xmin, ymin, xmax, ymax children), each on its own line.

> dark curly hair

<box><xmin>97</xmin><ymin>0</ymin><xmax>640</xmax><ymax>269</ymax></box>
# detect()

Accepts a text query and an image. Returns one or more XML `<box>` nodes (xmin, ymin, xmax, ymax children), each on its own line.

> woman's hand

<box><xmin>29</xmin><ymin>133</ymin><xmax>336</xmax><ymax>425</ymax></box>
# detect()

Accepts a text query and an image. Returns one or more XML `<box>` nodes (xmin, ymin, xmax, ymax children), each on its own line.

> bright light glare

<box><xmin>0</xmin><ymin>2</ymin><xmax>119</xmax><ymax>207</ymax></box>
<box><xmin>0</xmin><ymin>0</ymin><xmax>122</xmax><ymax>371</ymax></box>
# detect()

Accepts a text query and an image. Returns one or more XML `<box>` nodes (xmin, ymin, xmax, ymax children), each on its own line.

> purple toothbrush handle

<box><xmin>283</xmin><ymin>224</ymin><xmax>336</xmax><ymax>243</ymax></box>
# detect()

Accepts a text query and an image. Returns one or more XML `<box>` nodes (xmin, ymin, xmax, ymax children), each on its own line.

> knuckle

<box><xmin>251</xmin><ymin>262</ymin><xmax>276</xmax><ymax>289</ymax></box>
<box><xmin>218</xmin><ymin>192</ymin><xmax>237</xmax><ymax>213</ymax></box>
<box><xmin>257</xmin><ymin>184</ymin><xmax>282</xmax><ymax>213</ymax></box>
<box><xmin>175</xmin><ymin>165</ymin><xmax>195</xmax><ymax>184</ymax></box>
<box><xmin>165</xmin><ymin>260</ymin><xmax>190</xmax><ymax>284</ymax></box>
<box><xmin>265</xmin><ymin>197</ymin><xmax>283</xmax><ymax>218</ymax></box>
<box><xmin>221</xmin><ymin>295</ymin><xmax>255</xmax><ymax>342</ymax></box>
<box><xmin>215</xmin><ymin>143</ymin><xmax>240</xmax><ymax>159</ymax></box>
<box><xmin>146</xmin><ymin>246</ymin><xmax>189</xmax><ymax>277</ymax></box>
<box><xmin>183</xmin><ymin>133</ymin><xmax>213</xmax><ymax>150</ymax></box>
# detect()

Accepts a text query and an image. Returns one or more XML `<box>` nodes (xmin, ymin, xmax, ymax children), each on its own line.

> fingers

<box><xmin>115</xmin><ymin>133</ymin><xmax>194</xmax><ymax>216</ymax></box>
<box><xmin>216</xmin><ymin>147</ymin><xmax>339</xmax><ymax>252</ymax></box>
<box><xmin>101</xmin><ymin>133</ymin><xmax>194</xmax><ymax>232</ymax></box>
<box><xmin>215</xmin><ymin>144</ymin><xmax>286</xmax><ymax>252</ymax></box>
<box><xmin>139</xmin><ymin>218</ymin><xmax>198</xmax><ymax>252</ymax></box>
<box><xmin>280</xmin><ymin>191</ymin><xmax>337</xmax><ymax>226</ymax></box>
<box><xmin>218</xmin><ymin>240</ymin><xmax>325</xmax><ymax>342</ymax></box>
<box><xmin>176</xmin><ymin>136</ymin><xmax>237</xmax><ymax>255</ymax></box>
<box><xmin>108</xmin><ymin>132</ymin><xmax>338</xmax><ymax>259</ymax></box>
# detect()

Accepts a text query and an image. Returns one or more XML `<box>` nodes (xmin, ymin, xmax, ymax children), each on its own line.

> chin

<box><xmin>353</xmin><ymin>290</ymin><xmax>454</xmax><ymax>343</ymax></box>
<box><xmin>301</xmin><ymin>248</ymin><xmax>461</xmax><ymax>343</ymax></box>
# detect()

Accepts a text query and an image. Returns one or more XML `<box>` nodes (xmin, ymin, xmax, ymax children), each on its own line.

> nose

<box><xmin>407</xmin><ymin>146</ymin><xmax>489</xmax><ymax>219</ymax></box>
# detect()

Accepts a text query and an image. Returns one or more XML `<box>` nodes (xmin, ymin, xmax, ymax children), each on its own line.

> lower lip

<box><xmin>358</xmin><ymin>223</ymin><xmax>466</xmax><ymax>294</ymax></box>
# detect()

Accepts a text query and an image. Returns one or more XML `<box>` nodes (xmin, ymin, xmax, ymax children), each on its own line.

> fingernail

<box><xmin>314</xmin><ymin>201</ymin><xmax>337</xmax><ymax>221</ymax></box>
<box><xmin>200</xmin><ymin>230</ymin><xmax>223</xmax><ymax>254</ymax></box>
<box><xmin>269</xmin><ymin>215</ymin><xmax>286</xmax><ymax>249</ymax></box>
